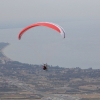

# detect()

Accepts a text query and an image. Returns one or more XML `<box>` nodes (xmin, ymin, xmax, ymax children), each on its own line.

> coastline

<box><xmin>0</xmin><ymin>43</ymin><xmax>13</xmax><ymax>61</ymax></box>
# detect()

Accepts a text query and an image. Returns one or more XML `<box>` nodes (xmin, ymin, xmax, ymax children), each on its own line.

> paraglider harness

<box><xmin>43</xmin><ymin>64</ymin><xmax>47</xmax><ymax>70</ymax></box>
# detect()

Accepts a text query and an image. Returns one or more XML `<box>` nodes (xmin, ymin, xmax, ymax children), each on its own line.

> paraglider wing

<box><xmin>18</xmin><ymin>22</ymin><xmax>65</xmax><ymax>40</ymax></box>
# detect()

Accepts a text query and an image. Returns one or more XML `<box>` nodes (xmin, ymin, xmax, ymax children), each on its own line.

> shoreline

<box><xmin>0</xmin><ymin>43</ymin><xmax>13</xmax><ymax>61</ymax></box>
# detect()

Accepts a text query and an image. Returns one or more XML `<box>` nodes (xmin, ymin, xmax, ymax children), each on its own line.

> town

<box><xmin>0</xmin><ymin>42</ymin><xmax>100</xmax><ymax>100</ymax></box>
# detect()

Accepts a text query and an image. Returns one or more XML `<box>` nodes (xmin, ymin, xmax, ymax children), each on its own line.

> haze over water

<box><xmin>0</xmin><ymin>20</ymin><xmax>100</xmax><ymax>69</ymax></box>
<box><xmin>0</xmin><ymin>0</ymin><xmax>100</xmax><ymax>69</ymax></box>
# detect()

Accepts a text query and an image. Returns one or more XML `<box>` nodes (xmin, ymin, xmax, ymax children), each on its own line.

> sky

<box><xmin>0</xmin><ymin>0</ymin><xmax>100</xmax><ymax>69</ymax></box>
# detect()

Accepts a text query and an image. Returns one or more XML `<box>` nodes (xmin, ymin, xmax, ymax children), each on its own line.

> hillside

<box><xmin>0</xmin><ymin>42</ymin><xmax>100</xmax><ymax>100</ymax></box>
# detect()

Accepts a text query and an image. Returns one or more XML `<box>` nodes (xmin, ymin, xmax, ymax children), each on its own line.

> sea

<box><xmin>0</xmin><ymin>26</ymin><xmax>68</xmax><ymax>67</ymax></box>
<box><xmin>0</xmin><ymin>20</ymin><xmax>100</xmax><ymax>69</ymax></box>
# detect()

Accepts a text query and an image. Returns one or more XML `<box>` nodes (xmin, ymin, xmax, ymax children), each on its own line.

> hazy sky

<box><xmin>1</xmin><ymin>0</ymin><xmax>100</xmax><ymax>23</ymax></box>
<box><xmin>0</xmin><ymin>0</ymin><xmax>100</xmax><ymax>69</ymax></box>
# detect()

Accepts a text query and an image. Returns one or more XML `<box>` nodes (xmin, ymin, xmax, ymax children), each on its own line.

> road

<box><xmin>41</xmin><ymin>94</ymin><xmax>80</xmax><ymax>100</ymax></box>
